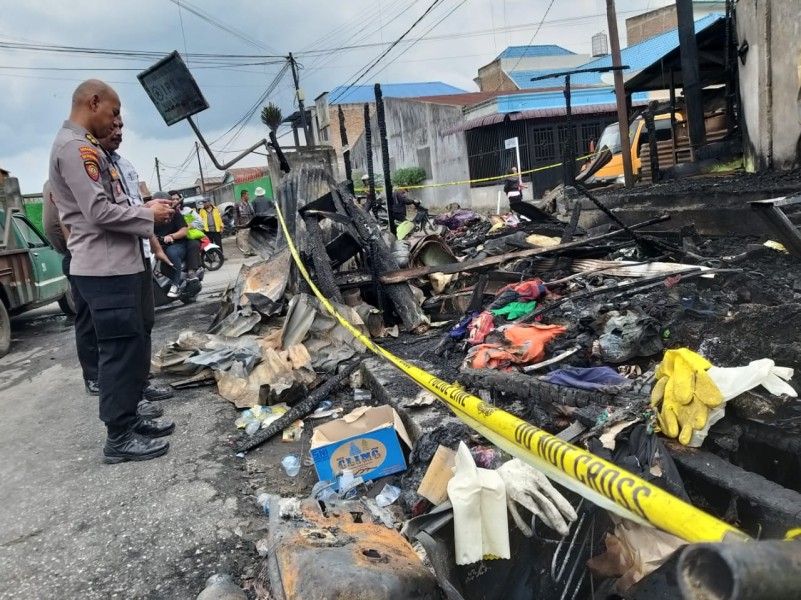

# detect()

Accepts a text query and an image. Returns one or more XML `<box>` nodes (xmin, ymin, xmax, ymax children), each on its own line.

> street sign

<box><xmin>504</xmin><ymin>137</ymin><xmax>519</xmax><ymax>150</ymax></box>
<box><xmin>138</xmin><ymin>51</ymin><xmax>209</xmax><ymax>126</ymax></box>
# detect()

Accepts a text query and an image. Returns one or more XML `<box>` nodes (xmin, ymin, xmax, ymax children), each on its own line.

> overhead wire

<box><xmin>493</xmin><ymin>0</ymin><xmax>557</xmax><ymax>92</ymax></box>
<box><xmin>328</xmin><ymin>0</ymin><xmax>446</xmax><ymax>104</ymax></box>
<box><xmin>164</xmin><ymin>0</ymin><xmax>281</xmax><ymax>54</ymax></box>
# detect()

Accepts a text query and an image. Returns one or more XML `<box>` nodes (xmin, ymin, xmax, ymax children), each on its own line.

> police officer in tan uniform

<box><xmin>49</xmin><ymin>79</ymin><xmax>175</xmax><ymax>464</ymax></box>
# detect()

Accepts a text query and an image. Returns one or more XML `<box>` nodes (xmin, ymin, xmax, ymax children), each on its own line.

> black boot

<box><xmin>85</xmin><ymin>379</ymin><xmax>100</xmax><ymax>396</ymax></box>
<box><xmin>103</xmin><ymin>430</ymin><xmax>169</xmax><ymax>464</ymax></box>
<box><xmin>137</xmin><ymin>399</ymin><xmax>164</xmax><ymax>419</ymax></box>
<box><xmin>133</xmin><ymin>417</ymin><xmax>175</xmax><ymax>438</ymax></box>
<box><xmin>143</xmin><ymin>381</ymin><xmax>174</xmax><ymax>401</ymax></box>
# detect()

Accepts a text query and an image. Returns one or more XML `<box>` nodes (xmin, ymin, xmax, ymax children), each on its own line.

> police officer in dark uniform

<box><xmin>49</xmin><ymin>79</ymin><xmax>175</xmax><ymax>463</ymax></box>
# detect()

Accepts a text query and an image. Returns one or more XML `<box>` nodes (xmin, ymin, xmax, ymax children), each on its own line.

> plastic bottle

<box><xmin>245</xmin><ymin>419</ymin><xmax>261</xmax><ymax>436</ymax></box>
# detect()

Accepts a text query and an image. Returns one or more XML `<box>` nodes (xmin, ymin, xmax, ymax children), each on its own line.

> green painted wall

<box><xmin>234</xmin><ymin>176</ymin><xmax>273</xmax><ymax>201</ymax></box>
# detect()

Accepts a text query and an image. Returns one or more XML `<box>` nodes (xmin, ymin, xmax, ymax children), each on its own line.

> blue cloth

<box><xmin>449</xmin><ymin>313</ymin><xmax>475</xmax><ymax>340</ymax></box>
<box><xmin>541</xmin><ymin>366</ymin><xmax>632</xmax><ymax>393</ymax></box>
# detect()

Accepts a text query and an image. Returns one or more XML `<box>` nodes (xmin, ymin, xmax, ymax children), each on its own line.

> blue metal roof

<box><xmin>496</xmin><ymin>88</ymin><xmax>649</xmax><ymax>114</ymax></box>
<box><xmin>328</xmin><ymin>82</ymin><xmax>467</xmax><ymax>105</ymax></box>
<box><xmin>496</xmin><ymin>45</ymin><xmax>575</xmax><ymax>60</ymax></box>
<box><xmin>509</xmin><ymin>14</ymin><xmax>723</xmax><ymax>89</ymax></box>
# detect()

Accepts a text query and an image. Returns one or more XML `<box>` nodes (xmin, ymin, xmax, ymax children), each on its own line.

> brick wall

<box><xmin>626</xmin><ymin>5</ymin><xmax>678</xmax><ymax>46</ymax></box>
<box><xmin>476</xmin><ymin>63</ymin><xmax>518</xmax><ymax>91</ymax></box>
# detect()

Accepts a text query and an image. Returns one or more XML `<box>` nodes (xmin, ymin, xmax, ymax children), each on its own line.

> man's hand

<box><xmin>146</xmin><ymin>199</ymin><xmax>174</xmax><ymax>225</ymax></box>
<box><xmin>154</xmin><ymin>246</ymin><xmax>173</xmax><ymax>266</ymax></box>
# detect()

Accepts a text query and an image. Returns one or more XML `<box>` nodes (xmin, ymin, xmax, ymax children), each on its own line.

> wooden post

<box><xmin>645</xmin><ymin>100</ymin><xmax>660</xmax><ymax>182</ymax></box>
<box><xmin>606</xmin><ymin>0</ymin><xmax>634</xmax><ymax>187</ymax></box>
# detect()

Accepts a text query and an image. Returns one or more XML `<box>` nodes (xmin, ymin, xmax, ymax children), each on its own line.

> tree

<box><xmin>260</xmin><ymin>103</ymin><xmax>283</xmax><ymax>133</ymax></box>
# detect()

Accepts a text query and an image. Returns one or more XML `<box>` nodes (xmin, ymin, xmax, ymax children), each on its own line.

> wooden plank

<box><xmin>417</xmin><ymin>445</ymin><xmax>456</xmax><ymax>506</ymax></box>
<box><xmin>380</xmin><ymin>215</ymin><xmax>671</xmax><ymax>284</ymax></box>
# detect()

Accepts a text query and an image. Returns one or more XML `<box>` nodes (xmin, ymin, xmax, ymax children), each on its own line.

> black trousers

<box><xmin>207</xmin><ymin>230</ymin><xmax>223</xmax><ymax>253</ymax></box>
<box><xmin>64</xmin><ymin>254</ymin><xmax>99</xmax><ymax>382</ymax></box>
<box><xmin>185</xmin><ymin>239</ymin><xmax>201</xmax><ymax>271</ymax></box>
<box><xmin>72</xmin><ymin>272</ymin><xmax>149</xmax><ymax>433</ymax></box>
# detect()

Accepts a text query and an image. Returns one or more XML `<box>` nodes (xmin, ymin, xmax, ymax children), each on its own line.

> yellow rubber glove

<box><xmin>651</xmin><ymin>349</ymin><xmax>723</xmax><ymax>445</ymax></box>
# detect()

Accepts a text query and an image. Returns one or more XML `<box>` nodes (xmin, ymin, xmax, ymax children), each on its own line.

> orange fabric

<box><xmin>470</xmin><ymin>324</ymin><xmax>567</xmax><ymax>370</ymax></box>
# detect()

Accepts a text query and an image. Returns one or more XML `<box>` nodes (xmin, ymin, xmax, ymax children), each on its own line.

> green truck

<box><xmin>0</xmin><ymin>177</ymin><xmax>73</xmax><ymax>357</ymax></box>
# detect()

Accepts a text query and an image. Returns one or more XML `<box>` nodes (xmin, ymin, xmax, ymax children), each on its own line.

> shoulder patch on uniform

<box><xmin>79</xmin><ymin>146</ymin><xmax>99</xmax><ymax>155</ymax></box>
<box><xmin>84</xmin><ymin>160</ymin><xmax>100</xmax><ymax>181</ymax></box>
<box><xmin>85</xmin><ymin>133</ymin><xmax>99</xmax><ymax>145</ymax></box>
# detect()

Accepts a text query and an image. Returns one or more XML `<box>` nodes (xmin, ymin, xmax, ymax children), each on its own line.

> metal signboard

<box><xmin>138</xmin><ymin>51</ymin><xmax>209</xmax><ymax>126</ymax></box>
<box><xmin>504</xmin><ymin>137</ymin><xmax>519</xmax><ymax>150</ymax></box>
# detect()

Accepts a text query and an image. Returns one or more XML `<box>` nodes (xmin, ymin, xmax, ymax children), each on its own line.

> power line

<box><xmin>164</xmin><ymin>0</ymin><xmax>281</xmax><ymax>54</ymax></box>
<box><xmin>495</xmin><ymin>0</ymin><xmax>558</xmax><ymax>92</ymax></box>
<box><xmin>329</xmin><ymin>0</ymin><xmax>446</xmax><ymax>104</ymax></box>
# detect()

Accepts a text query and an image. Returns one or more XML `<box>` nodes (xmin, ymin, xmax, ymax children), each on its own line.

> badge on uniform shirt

<box><xmin>79</xmin><ymin>146</ymin><xmax>99</xmax><ymax>156</ymax></box>
<box><xmin>110</xmin><ymin>166</ymin><xmax>120</xmax><ymax>180</ymax></box>
<box><xmin>115</xmin><ymin>181</ymin><xmax>124</xmax><ymax>196</ymax></box>
<box><xmin>85</xmin><ymin>133</ymin><xmax>99</xmax><ymax>145</ymax></box>
<box><xmin>85</xmin><ymin>160</ymin><xmax>100</xmax><ymax>181</ymax></box>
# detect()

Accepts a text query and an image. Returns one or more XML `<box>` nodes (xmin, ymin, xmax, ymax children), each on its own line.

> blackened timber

<box><xmin>380</xmin><ymin>215</ymin><xmax>671</xmax><ymax>284</ymax></box>
<box><xmin>331</xmin><ymin>180</ymin><xmax>429</xmax><ymax>333</ymax></box>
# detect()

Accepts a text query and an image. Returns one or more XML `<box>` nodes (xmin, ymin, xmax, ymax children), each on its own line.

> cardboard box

<box><xmin>310</xmin><ymin>405</ymin><xmax>412</xmax><ymax>487</ymax></box>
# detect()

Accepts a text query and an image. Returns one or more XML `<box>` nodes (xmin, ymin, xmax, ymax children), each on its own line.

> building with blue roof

<box><xmin>509</xmin><ymin>13</ymin><xmax>723</xmax><ymax>90</ymax></box>
<box><xmin>475</xmin><ymin>45</ymin><xmax>591</xmax><ymax>92</ymax></box>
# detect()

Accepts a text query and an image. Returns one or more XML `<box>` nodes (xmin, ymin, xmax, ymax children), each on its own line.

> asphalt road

<box><xmin>0</xmin><ymin>240</ymin><xmax>264</xmax><ymax>600</ymax></box>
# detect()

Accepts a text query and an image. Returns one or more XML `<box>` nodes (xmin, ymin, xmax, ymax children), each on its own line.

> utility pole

<box><xmin>288</xmin><ymin>53</ymin><xmax>310</xmax><ymax>145</ymax></box>
<box><xmin>155</xmin><ymin>157</ymin><xmax>162</xmax><ymax>191</ymax></box>
<box><xmin>676</xmin><ymin>0</ymin><xmax>707</xmax><ymax>160</ymax></box>
<box><xmin>195</xmin><ymin>141</ymin><xmax>206</xmax><ymax>193</ymax></box>
<box><xmin>606</xmin><ymin>0</ymin><xmax>634</xmax><ymax>187</ymax></box>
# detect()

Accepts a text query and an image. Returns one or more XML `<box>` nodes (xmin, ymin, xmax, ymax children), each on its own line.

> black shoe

<box><xmin>137</xmin><ymin>399</ymin><xmax>164</xmax><ymax>419</ymax></box>
<box><xmin>103</xmin><ymin>431</ymin><xmax>169</xmax><ymax>464</ymax></box>
<box><xmin>144</xmin><ymin>381</ymin><xmax>174</xmax><ymax>401</ymax></box>
<box><xmin>133</xmin><ymin>417</ymin><xmax>175</xmax><ymax>438</ymax></box>
<box><xmin>85</xmin><ymin>379</ymin><xmax>100</xmax><ymax>396</ymax></box>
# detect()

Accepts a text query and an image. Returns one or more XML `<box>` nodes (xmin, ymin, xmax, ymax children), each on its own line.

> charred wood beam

<box><xmin>668</xmin><ymin>442</ymin><xmax>801</xmax><ymax>530</ymax></box>
<box><xmin>330</xmin><ymin>180</ymin><xmax>429</xmax><ymax>333</ymax></box>
<box><xmin>235</xmin><ymin>361</ymin><xmax>359</xmax><ymax>453</ymax></box>
<box><xmin>380</xmin><ymin>215</ymin><xmax>671</xmax><ymax>284</ymax></box>
<box><xmin>303</xmin><ymin>214</ymin><xmax>343</xmax><ymax>303</ymax></box>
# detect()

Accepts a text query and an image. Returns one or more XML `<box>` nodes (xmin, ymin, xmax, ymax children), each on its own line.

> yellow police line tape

<box><xmin>355</xmin><ymin>150</ymin><xmax>599</xmax><ymax>192</ymax></box>
<box><xmin>274</xmin><ymin>202</ymin><xmax>749</xmax><ymax>544</ymax></box>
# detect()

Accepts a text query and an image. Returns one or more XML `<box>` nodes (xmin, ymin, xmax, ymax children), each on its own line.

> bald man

<box><xmin>49</xmin><ymin>79</ymin><xmax>176</xmax><ymax>464</ymax></box>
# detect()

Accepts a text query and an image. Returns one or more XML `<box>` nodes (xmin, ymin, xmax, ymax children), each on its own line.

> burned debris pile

<box><xmin>159</xmin><ymin>167</ymin><xmax>801</xmax><ymax>598</ymax></box>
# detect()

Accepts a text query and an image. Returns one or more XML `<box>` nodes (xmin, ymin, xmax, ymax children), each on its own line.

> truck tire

<box><xmin>57</xmin><ymin>288</ymin><xmax>76</xmax><ymax>316</ymax></box>
<box><xmin>0</xmin><ymin>301</ymin><xmax>10</xmax><ymax>358</ymax></box>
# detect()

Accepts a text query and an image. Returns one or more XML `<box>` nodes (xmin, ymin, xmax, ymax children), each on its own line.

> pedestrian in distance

<box><xmin>234</xmin><ymin>189</ymin><xmax>255</xmax><ymax>257</ymax></box>
<box><xmin>49</xmin><ymin>79</ymin><xmax>176</xmax><ymax>464</ymax></box>
<box><xmin>199</xmin><ymin>198</ymin><xmax>224</xmax><ymax>253</ymax></box>
<box><xmin>503</xmin><ymin>166</ymin><xmax>526</xmax><ymax>203</ymax></box>
<box><xmin>251</xmin><ymin>186</ymin><xmax>271</xmax><ymax>215</ymax></box>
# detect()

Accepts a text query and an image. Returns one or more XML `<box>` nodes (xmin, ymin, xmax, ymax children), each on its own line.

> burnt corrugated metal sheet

<box><xmin>447</xmin><ymin>103</ymin><xmax>625</xmax><ymax>134</ymax></box>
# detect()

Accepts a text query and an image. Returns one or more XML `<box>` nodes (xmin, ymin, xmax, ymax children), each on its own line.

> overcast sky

<box><xmin>0</xmin><ymin>0</ymin><xmax>673</xmax><ymax>194</ymax></box>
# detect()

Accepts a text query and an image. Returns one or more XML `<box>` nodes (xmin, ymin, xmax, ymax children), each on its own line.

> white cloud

<box><xmin>0</xmin><ymin>0</ymin><xmax>674</xmax><ymax>193</ymax></box>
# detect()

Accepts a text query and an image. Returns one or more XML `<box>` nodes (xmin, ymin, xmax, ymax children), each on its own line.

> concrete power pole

<box><xmin>155</xmin><ymin>157</ymin><xmax>162</xmax><ymax>191</ymax></box>
<box><xmin>676</xmin><ymin>0</ymin><xmax>707</xmax><ymax>160</ymax></box>
<box><xmin>288</xmin><ymin>53</ymin><xmax>310</xmax><ymax>145</ymax></box>
<box><xmin>606</xmin><ymin>0</ymin><xmax>634</xmax><ymax>188</ymax></box>
<box><xmin>195</xmin><ymin>141</ymin><xmax>206</xmax><ymax>193</ymax></box>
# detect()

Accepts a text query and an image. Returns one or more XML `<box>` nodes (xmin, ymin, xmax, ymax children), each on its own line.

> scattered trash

<box><xmin>281</xmin><ymin>454</ymin><xmax>301</xmax><ymax>477</ymax></box>
<box><xmin>375</xmin><ymin>484</ymin><xmax>402</xmax><ymax>507</ymax></box>
<box><xmin>281</xmin><ymin>419</ymin><xmax>304</xmax><ymax>442</ymax></box>
<box><xmin>353</xmin><ymin>388</ymin><xmax>372</xmax><ymax>402</ymax></box>
<box><xmin>310</xmin><ymin>406</ymin><xmax>412</xmax><ymax>487</ymax></box>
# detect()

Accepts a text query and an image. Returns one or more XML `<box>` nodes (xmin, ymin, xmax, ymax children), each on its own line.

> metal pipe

<box><xmin>187</xmin><ymin>116</ymin><xmax>290</xmax><ymax>174</ymax></box>
<box><xmin>678</xmin><ymin>542</ymin><xmax>801</xmax><ymax>600</ymax></box>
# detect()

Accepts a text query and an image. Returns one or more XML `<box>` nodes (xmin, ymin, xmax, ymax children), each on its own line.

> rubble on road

<box><xmin>166</xmin><ymin>165</ymin><xmax>801</xmax><ymax>598</ymax></box>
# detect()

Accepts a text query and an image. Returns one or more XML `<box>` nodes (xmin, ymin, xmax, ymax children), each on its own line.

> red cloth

<box><xmin>494</xmin><ymin>279</ymin><xmax>547</xmax><ymax>302</ymax></box>
<box><xmin>469</xmin><ymin>323</ymin><xmax>566</xmax><ymax>370</ymax></box>
<box><xmin>467</xmin><ymin>311</ymin><xmax>495</xmax><ymax>345</ymax></box>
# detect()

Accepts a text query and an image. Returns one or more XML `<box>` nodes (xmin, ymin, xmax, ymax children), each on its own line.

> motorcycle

<box><xmin>200</xmin><ymin>236</ymin><xmax>224</xmax><ymax>271</ymax></box>
<box><xmin>152</xmin><ymin>256</ymin><xmax>204</xmax><ymax>307</ymax></box>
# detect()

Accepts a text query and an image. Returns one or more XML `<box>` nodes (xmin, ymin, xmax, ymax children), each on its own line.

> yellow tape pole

<box><xmin>274</xmin><ymin>202</ymin><xmax>749</xmax><ymax>544</ymax></box>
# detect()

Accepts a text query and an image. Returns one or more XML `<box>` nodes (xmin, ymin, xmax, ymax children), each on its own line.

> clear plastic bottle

<box><xmin>245</xmin><ymin>419</ymin><xmax>261</xmax><ymax>436</ymax></box>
